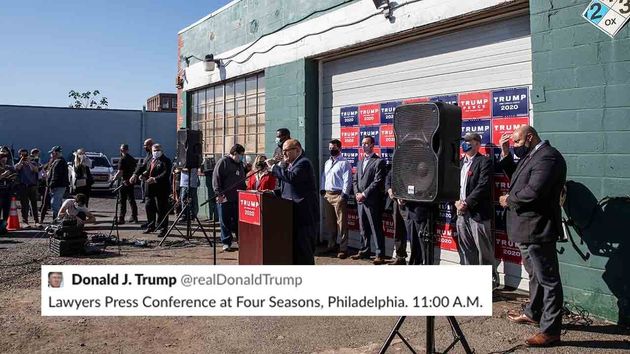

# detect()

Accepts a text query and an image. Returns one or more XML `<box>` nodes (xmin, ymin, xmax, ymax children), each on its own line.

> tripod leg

<box><xmin>426</xmin><ymin>316</ymin><xmax>435</xmax><ymax>354</ymax></box>
<box><xmin>194</xmin><ymin>215</ymin><xmax>214</xmax><ymax>247</ymax></box>
<box><xmin>379</xmin><ymin>316</ymin><xmax>413</xmax><ymax>354</ymax></box>
<box><xmin>158</xmin><ymin>206</ymin><xmax>187</xmax><ymax>247</ymax></box>
<box><xmin>446</xmin><ymin>317</ymin><xmax>473</xmax><ymax>354</ymax></box>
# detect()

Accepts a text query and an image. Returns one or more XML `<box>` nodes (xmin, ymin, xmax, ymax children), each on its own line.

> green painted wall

<box><xmin>265</xmin><ymin>59</ymin><xmax>319</xmax><ymax>166</ymax></box>
<box><xmin>180</xmin><ymin>0</ymin><xmax>357</xmax><ymax>64</ymax></box>
<box><xmin>530</xmin><ymin>0</ymin><xmax>630</xmax><ymax>324</ymax></box>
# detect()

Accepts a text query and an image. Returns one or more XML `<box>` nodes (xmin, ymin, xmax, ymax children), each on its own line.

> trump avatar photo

<box><xmin>48</xmin><ymin>272</ymin><xmax>63</xmax><ymax>288</ymax></box>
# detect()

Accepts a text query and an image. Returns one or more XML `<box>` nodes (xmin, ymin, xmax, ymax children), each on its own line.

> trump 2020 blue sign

<box><xmin>492</xmin><ymin>88</ymin><xmax>529</xmax><ymax>117</ymax></box>
<box><xmin>340</xmin><ymin>106</ymin><xmax>359</xmax><ymax>126</ymax></box>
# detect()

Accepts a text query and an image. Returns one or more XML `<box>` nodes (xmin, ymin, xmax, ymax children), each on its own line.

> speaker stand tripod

<box><xmin>156</xmin><ymin>172</ymin><xmax>214</xmax><ymax>262</ymax></box>
<box><xmin>379</xmin><ymin>206</ymin><xmax>473</xmax><ymax>354</ymax></box>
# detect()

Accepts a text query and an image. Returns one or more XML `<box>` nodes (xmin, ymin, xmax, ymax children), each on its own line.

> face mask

<box><xmin>152</xmin><ymin>151</ymin><xmax>162</xmax><ymax>159</ymax></box>
<box><xmin>233</xmin><ymin>154</ymin><xmax>242</xmax><ymax>163</ymax></box>
<box><xmin>461</xmin><ymin>141</ymin><xmax>473</xmax><ymax>153</ymax></box>
<box><xmin>330</xmin><ymin>149</ymin><xmax>340</xmax><ymax>157</ymax></box>
<box><xmin>513</xmin><ymin>144</ymin><xmax>530</xmax><ymax>158</ymax></box>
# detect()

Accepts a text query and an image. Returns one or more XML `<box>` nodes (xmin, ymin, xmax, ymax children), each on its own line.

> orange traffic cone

<box><xmin>7</xmin><ymin>197</ymin><xmax>20</xmax><ymax>231</ymax></box>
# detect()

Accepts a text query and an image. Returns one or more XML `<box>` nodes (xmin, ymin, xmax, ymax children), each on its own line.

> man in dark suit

<box><xmin>351</xmin><ymin>136</ymin><xmax>387</xmax><ymax>265</ymax></box>
<box><xmin>142</xmin><ymin>143</ymin><xmax>172</xmax><ymax>237</ymax></box>
<box><xmin>268</xmin><ymin>139</ymin><xmax>319</xmax><ymax>265</ymax></box>
<box><xmin>455</xmin><ymin>133</ymin><xmax>498</xmax><ymax>287</ymax></box>
<box><xmin>498</xmin><ymin>125</ymin><xmax>566</xmax><ymax>347</ymax></box>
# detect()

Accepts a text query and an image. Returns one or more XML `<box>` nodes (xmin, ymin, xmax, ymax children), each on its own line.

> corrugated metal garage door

<box><xmin>320</xmin><ymin>15</ymin><xmax>532</xmax><ymax>290</ymax></box>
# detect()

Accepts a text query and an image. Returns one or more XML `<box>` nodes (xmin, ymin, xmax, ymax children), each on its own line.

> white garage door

<box><xmin>320</xmin><ymin>15</ymin><xmax>532</xmax><ymax>290</ymax></box>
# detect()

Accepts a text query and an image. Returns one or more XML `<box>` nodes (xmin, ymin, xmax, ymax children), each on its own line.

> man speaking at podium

<box><xmin>267</xmin><ymin>139</ymin><xmax>318</xmax><ymax>265</ymax></box>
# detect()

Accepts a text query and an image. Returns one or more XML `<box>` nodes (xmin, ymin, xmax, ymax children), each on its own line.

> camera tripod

<box><xmin>105</xmin><ymin>182</ymin><xmax>125</xmax><ymax>254</ymax></box>
<box><xmin>379</xmin><ymin>205</ymin><xmax>473</xmax><ymax>354</ymax></box>
<box><xmin>156</xmin><ymin>172</ymin><xmax>215</xmax><ymax>261</ymax></box>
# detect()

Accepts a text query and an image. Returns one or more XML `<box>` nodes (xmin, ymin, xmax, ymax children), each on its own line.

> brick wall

<box><xmin>530</xmin><ymin>0</ymin><xmax>630</xmax><ymax>324</ymax></box>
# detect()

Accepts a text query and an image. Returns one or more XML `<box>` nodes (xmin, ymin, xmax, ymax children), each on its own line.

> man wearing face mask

<box><xmin>213</xmin><ymin>144</ymin><xmax>246</xmax><ymax>251</ymax></box>
<box><xmin>15</xmin><ymin>149</ymin><xmax>39</xmax><ymax>226</ymax></box>
<box><xmin>352</xmin><ymin>136</ymin><xmax>387</xmax><ymax>265</ymax></box>
<box><xmin>113</xmin><ymin>144</ymin><xmax>138</xmax><ymax>224</ymax></box>
<box><xmin>319</xmin><ymin>139</ymin><xmax>352</xmax><ymax>258</ymax></box>
<box><xmin>142</xmin><ymin>144</ymin><xmax>172</xmax><ymax>237</ymax></box>
<box><xmin>46</xmin><ymin>146</ymin><xmax>69</xmax><ymax>220</ymax></box>
<box><xmin>273</xmin><ymin>128</ymin><xmax>291</xmax><ymax>162</ymax></box>
<box><xmin>130</xmin><ymin>138</ymin><xmax>154</xmax><ymax>204</ymax></box>
<box><xmin>498</xmin><ymin>125</ymin><xmax>566</xmax><ymax>347</ymax></box>
<box><xmin>455</xmin><ymin>133</ymin><xmax>497</xmax><ymax>287</ymax></box>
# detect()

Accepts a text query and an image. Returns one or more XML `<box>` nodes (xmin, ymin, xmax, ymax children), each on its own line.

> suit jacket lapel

<box><xmin>361</xmin><ymin>156</ymin><xmax>376</xmax><ymax>182</ymax></box>
<box><xmin>510</xmin><ymin>144</ymin><xmax>546</xmax><ymax>187</ymax></box>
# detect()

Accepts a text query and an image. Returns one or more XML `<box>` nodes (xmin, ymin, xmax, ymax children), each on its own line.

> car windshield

<box><xmin>90</xmin><ymin>156</ymin><xmax>111</xmax><ymax>168</ymax></box>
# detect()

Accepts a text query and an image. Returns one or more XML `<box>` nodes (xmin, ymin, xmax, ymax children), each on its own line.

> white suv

<box><xmin>68</xmin><ymin>152</ymin><xmax>115</xmax><ymax>192</ymax></box>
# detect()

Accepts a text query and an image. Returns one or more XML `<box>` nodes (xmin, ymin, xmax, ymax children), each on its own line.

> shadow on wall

<box><xmin>562</xmin><ymin>181</ymin><xmax>630</xmax><ymax>326</ymax></box>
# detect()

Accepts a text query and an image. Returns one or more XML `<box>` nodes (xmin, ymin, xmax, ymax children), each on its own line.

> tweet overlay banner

<box><xmin>42</xmin><ymin>265</ymin><xmax>492</xmax><ymax>316</ymax></box>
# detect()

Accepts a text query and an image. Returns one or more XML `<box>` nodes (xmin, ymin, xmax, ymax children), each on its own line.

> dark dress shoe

<box><xmin>373</xmin><ymin>257</ymin><xmax>386</xmax><ymax>265</ymax></box>
<box><xmin>507</xmin><ymin>313</ymin><xmax>539</xmax><ymax>325</ymax></box>
<box><xmin>350</xmin><ymin>252</ymin><xmax>370</xmax><ymax>260</ymax></box>
<box><xmin>157</xmin><ymin>229</ymin><xmax>167</xmax><ymax>238</ymax></box>
<box><xmin>117</xmin><ymin>217</ymin><xmax>125</xmax><ymax>225</ymax></box>
<box><xmin>525</xmin><ymin>332</ymin><xmax>560</xmax><ymax>347</ymax></box>
<box><xmin>129</xmin><ymin>217</ymin><xmax>138</xmax><ymax>223</ymax></box>
<box><xmin>337</xmin><ymin>252</ymin><xmax>348</xmax><ymax>259</ymax></box>
<box><xmin>388</xmin><ymin>258</ymin><xmax>407</xmax><ymax>265</ymax></box>
<box><xmin>142</xmin><ymin>228</ymin><xmax>155</xmax><ymax>234</ymax></box>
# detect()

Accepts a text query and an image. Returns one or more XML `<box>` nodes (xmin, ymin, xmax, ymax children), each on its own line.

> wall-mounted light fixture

<box><xmin>181</xmin><ymin>54</ymin><xmax>222</xmax><ymax>72</ymax></box>
<box><xmin>372</xmin><ymin>0</ymin><xmax>393</xmax><ymax>19</ymax></box>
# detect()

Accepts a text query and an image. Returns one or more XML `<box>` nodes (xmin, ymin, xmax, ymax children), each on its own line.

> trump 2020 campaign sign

<box><xmin>359</xmin><ymin>103</ymin><xmax>381</xmax><ymax>125</ymax></box>
<box><xmin>238</xmin><ymin>192</ymin><xmax>261</xmax><ymax>226</ymax></box>
<box><xmin>492</xmin><ymin>88</ymin><xmax>529</xmax><ymax>117</ymax></box>
<box><xmin>459</xmin><ymin>91</ymin><xmax>491</xmax><ymax>119</ymax></box>
<box><xmin>380</xmin><ymin>101</ymin><xmax>401</xmax><ymax>124</ymax></box>
<box><xmin>340</xmin><ymin>106</ymin><xmax>359</xmax><ymax>126</ymax></box>
<box><xmin>462</xmin><ymin>119</ymin><xmax>491</xmax><ymax>145</ymax></box>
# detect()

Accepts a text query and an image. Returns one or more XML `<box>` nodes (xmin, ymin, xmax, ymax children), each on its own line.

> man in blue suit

<box><xmin>268</xmin><ymin>139</ymin><xmax>319</xmax><ymax>265</ymax></box>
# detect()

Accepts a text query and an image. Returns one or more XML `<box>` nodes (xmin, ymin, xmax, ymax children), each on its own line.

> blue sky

<box><xmin>0</xmin><ymin>0</ymin><xmax>231</xmax><ymax>109</ymax></box>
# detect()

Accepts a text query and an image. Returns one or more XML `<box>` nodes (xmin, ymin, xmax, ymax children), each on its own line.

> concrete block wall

<box><xmin>265</xmin><ymin>59</ymin><xmax>319</xmax><ymax>166</ymax></box>
<box><xmin>530</xmin><ymin>0</ymin><xmax>630</xmax><ymax>324</ymax></box>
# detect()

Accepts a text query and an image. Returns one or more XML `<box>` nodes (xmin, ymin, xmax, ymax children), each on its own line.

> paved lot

<box><xmin>0</xmin><ymin>193</ymin><xmax>628</xmax><ymax>353</ymax></box>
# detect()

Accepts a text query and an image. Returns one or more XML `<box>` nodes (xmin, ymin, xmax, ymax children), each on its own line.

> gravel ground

<box><xmin>0</xmin><ymin>193</ymin><xmax>629</xmax><ymax>354</ymax></box>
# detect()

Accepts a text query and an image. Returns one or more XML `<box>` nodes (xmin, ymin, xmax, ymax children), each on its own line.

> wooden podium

<box><xmin>238</xmin><ymin>190</ymin><xmax>293</xmax><ymax>265</ymax></box>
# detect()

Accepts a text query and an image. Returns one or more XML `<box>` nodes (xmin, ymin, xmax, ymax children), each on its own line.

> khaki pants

<box><xmin>323</xmin><ymin>192</ymin><xmax>348</xmax><ymax>251</ymax></box>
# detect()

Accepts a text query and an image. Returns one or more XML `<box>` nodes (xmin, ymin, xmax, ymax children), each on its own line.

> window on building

<box><xmin>189</xmin><ymin>72</ymin><xmax>265</xmax><ymax>161</ymax></box>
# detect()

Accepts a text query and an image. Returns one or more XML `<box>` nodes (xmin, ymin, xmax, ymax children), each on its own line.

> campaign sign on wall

<box><xmin>341</xmin><ymin>149</ymin><xmax>359</xmax><ymax>169</ymax></box>
<box><xmin>359</xmin><ymin>125</ymin><xmax>380</xmax><ymax>146</ymax></box>
<box><xmin>380</xmin><ymin>101</ymin><xmax>402</xmax><ymax>124</ymax></box>
<box><xmin>461</xmin><ymin>119</ymin><xmax>491</xmax><ymax>144</ymax></box>
<box><xmin>492</xmin><ymin>88</ymin><xmax>529</xmax><ymax>117</ymax></box>
<box><xmin>340</xmin><ymin>106</ymin><xmax>359</xmax><ymax>127</ymax></box>
<box><xmin>494</xmin><ymin>206</ymin><xmax>507</xmax><ymax>232</ymax></box>
<box><xmin>359</xmin><ymin>103</ymin><xmax>381</xmax><ymax>125</ymax></box>
<box><xmin>340</xmin><ymin>127</ymin><xmax>360</xmax><ymax>147</ymax></box>
<box><xmin>438</xmin><ymin>203</ymin><xmax>456</xmax><ymax>225</ymax></box>
<box><xmin>493</xmin><ymin>174</ymin><xmax>511</xmax><ymax>203</ymax></box>
<box><xmin>380</xmin><ymin>125</ymin><xmax>395</xmax><ymax>148</ymax></box>
<box><xmin>436</xmin><ymin>223</ymin><xmax>458</xmax><ymax>252</ymax></box>
<box><xmin>459</xmin><ymin>91</ymin><xmax>491</xmax><ymax>119</ymax></box>
<box><xmin>491</xmin><ymin>117</ymin><xmax>530</xmax><ymax>145</ymax></box>
<box><xmin>430</xmin><ymin>94</ymin><xmax>459</xmax><ymax>106</ymax></box>
<box><xmin>348</xmin><ymin>207</ymin><xmax>359</xmax><ymax>231</ymax></box>
<box><xmin>382</xmin><ymin>213</ymin><xmax>394</xmax><ymax>239</ymax></box>
<box><xmin>380</xmin><ymin>148</ymin><xmax>394</xmax><ymax>164</ymax></box>
<box><xmin>495</xmin><ymin>232</ymin><xmax>522</xmax><ymax>264</ymax></box>
<box><xmin>403</xmin><ymin>97</ymin><xmax>429</xmax><ymax>104</ymax></box>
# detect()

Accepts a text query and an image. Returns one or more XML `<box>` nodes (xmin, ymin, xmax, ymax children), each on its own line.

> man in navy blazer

<box><xmin>269</xmin><ymin>139</ymin><xmax>319</xmax><ymax>265</ymax></box>
<box><xmin>499</xmin><ymin>125</ymin><xmax>567</xmax><ymax>347</ymax></box>
<box><xmin>455</xmin><ymin>133</ymin><xmax>497</xmax><ymax>286</ymax></box>
<box><xmin>351</xmin><ymin>136</ymin><xmax>387</xmax><ymax>265</ymax></box>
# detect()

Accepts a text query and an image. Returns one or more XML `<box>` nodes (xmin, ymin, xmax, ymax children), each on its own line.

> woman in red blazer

<box><xmin>246</xmin><ymin>155</ymin><xmax>277</xmax><ymax>191</ymax></box>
